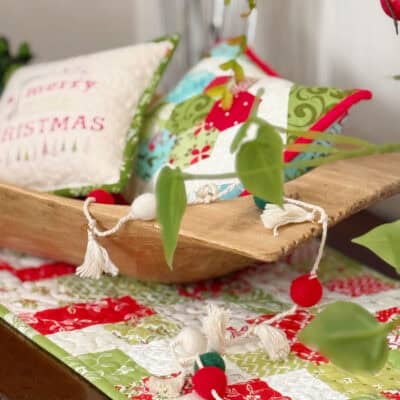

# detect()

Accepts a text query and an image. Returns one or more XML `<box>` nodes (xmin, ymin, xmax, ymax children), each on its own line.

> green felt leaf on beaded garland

<box><xmin>299</xmin><ymin>301</ymin><xmax>391</xmax><ymax>374</ymax></box>
<box><xmin>155</xmin><ymin>166</ymin><xmax>187</xmax><ymax>269</ymax></box>
<box><xmin>236</xmin><ymin>122</ymin><xmax>284</xmax><ymax>207</ymax></box>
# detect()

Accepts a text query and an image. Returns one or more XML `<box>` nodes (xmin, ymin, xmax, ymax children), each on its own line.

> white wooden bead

<box><xmin>131</xmin><ymin>193</ymin><xmax>156</xmax><ymax>220</ymax></box>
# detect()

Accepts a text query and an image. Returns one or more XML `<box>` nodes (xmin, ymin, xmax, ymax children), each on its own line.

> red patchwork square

<box><xmin>382</xmin><ymin>392</ymin><xmax>400</xmax><ymax>400</ymax></box>
<box><xmin>290</xmin><ymin>342</ymin><xmax>328</xmax><ymax>364</ymax></box>
<box><xmin>247</xmin><ymin>309</ymin><xmax>312</xmax><ymax>342</ymax></box>
<box><xmin>326</xmin><ymin>275</ymin><xmax>395</xmax><ymax>297</ymax></box>
<box><xmin>0</xmin><ymin>260</ymin><xmax>75</xmax><ymax>281</ymax></box>
<box><xmin>376</xmin><ymin>307</ymin><xmax>400</xmax><ymax>323</ymax></box>
<box><xmin>20</xmin><ymin>295</ymin><xmax>155</xmax><ymax>334</ymax></box>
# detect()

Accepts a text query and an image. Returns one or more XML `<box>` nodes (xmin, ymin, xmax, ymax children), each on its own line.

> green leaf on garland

<box><xmin>393</xmin><ymin>75</ymin><xmax>400</xmax><ymax>80</ymax></box>
<box><xmin>352</xmin><ymin>221</ymin><xmax>400</xmax><ymax>274</ymax></box>
<box><xmin>299</xmin><ymin>301</ymin><xmax>391</xmax><ymax>374</ymax></box>
<box><xmin>221</xmin><ymin>88</ymin><xmax>233</xmax><ymax>110</ymax></box>
<box><xmin>206</xmin><ymin>84</ymin><xmax>226</xmax><ymax>98</ymax></box>
<box><xmin>227</xmin><ymin>35</ymin><xmax>247</xmax><ymax>53</ymax></box>
<box><xmin>155</xmin><ymin>166</ymin><xmax>187</xmax><ymax>269</ymax></box>
<box><xmin>220</xmin><ymin>59</ymin><xmax>245</xmax><ymax>83</ymax></box>
<box><xmin>236</xmin><ymin>123</ymin><xmax>283</xmax><ymax>206</ymax></box>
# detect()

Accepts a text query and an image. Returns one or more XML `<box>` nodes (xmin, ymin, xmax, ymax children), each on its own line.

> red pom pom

<box><xmin>290</xmin><ymin>273</ymin><xmax>323</xmax><ymax>307</ymax></box>
<box><xmin>380</xmin><ymin>0</ymin><xmax>400</xmax><ymax>20</ymax></box>
<box><xmin>87</xmin><ymin>189</ymin><xmax>115</xmax><ymax>205</ymax></box>
<box><xmin>192</xmin><ymin>366</ymin><xmax>227</xmax><ymax>400</ymax></box>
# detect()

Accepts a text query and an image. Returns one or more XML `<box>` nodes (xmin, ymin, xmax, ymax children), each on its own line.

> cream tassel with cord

<box><xmin>77</xmin><ymin>193</ymin><xmax>156</xmax><ymax>279</ymax></box>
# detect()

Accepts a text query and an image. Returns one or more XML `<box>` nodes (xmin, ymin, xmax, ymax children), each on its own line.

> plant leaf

<box><xmin>299</xmin><ymin>301</ymin><xmax>390</xmax><ymax>374</ymax></box>
<box><xmin>155</xmin><ymin>166</ymin><xmax>187</xmax><ymax>269</ymax></box>
<box><xmin>285</xmin><ymin>143</ymin><xmax>338</xmax><ymax>154</ymax></box>
<box><xmin>276</xmin><ymin>126</ymin><xmax>373</xmax><ymax>148</ymax></box>
<box><xmin>236</xmin><ymin>123</ymin><xmax>283</xmax><ymax>206</ymax></box>
<box><xmin>393</xmin><ymin>75</ymin><xmax>400</xmax><ymax>80</ymax></box>
<box><xmin>352</xmin><ymin>221</ymin><xmax>400</xmax><ymax>273</ymax></box>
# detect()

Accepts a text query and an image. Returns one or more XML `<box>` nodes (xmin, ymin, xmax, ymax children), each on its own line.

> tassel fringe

<box><xmin>76</xmin><ymin>229</ymin><xmax>118</xmax><ymax>279</ymax></box>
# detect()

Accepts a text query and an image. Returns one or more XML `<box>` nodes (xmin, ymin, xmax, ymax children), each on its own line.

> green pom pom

<box><xmin>194</xmin><ymin>352</ymin><xmax>225</xmax><ymax>372</ymax></box>
<box><xmin>253</xmin><ymin>196</ymin><xmax>269</xmax><ymax>210</ymax></box>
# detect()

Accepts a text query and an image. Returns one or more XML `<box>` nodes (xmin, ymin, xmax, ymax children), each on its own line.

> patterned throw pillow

<box><xmin>0</xmin><ymin>35</ymin><xmax>179</xmax><ymax>196</ymax></box>
<box><xmin>135</xmin><ymin>41</ymin><xmax>372</xmax><ymax>203</ymax></box>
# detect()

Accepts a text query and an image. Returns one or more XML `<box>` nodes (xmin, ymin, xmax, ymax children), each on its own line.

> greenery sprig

<box><xmin>0</xmin><ymin>37</ymin><xmax>33</xmax><ymax>95</ymax></box>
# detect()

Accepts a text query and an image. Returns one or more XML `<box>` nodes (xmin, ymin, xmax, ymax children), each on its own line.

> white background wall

<box><xmin>1</xmin><ymin>0</ymin><xmax>399</xmax><ymax>218</ymax></box>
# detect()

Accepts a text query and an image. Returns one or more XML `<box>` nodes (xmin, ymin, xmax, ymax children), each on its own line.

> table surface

<box><xmin>0</xmin><ymin>211</ymin><xmax>397</xmax><ymax>400</ymax></box>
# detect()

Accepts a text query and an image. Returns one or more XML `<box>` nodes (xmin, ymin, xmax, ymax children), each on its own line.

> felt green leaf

<box><xmin>220</xmin><ymin>59</ymin><xmax>244</xmax><ymax>83</ymax></box>
<box><xmin>155</xmin><ymin>166</ymin><xmax>187</xmax><ymax>269</ymax></box>
<box><xmin>236</xmin><ymin>123</ymin><xmax>283</xmax><ymax>206</ymax></box>
<box><xmin>352</xmin><ymin>221</ymin><xmax>400</xmax><ymax>273</ymax></box>
<box><xmin>221</xmin><ymin>88</ymin><xmax>233</xmax><ymax>110</ymax></box>
<box><xmin>206</xmin><ymin>84</ymin><xmax>226</xmax><ymax>98</ymax></box>
<box><xmin>299</xmin><ymin>301</ymin><xmax>391</xmax><ymax>374</ymax></box>
<box><xmin>393</xmin><ymin>75</ymin><xmax>400</xmax><ymax>80</ymax></box>
<box><xmin>227</xmin><ymin>35</ymin><xmax>247</xmax><ymax>53</ymax></box>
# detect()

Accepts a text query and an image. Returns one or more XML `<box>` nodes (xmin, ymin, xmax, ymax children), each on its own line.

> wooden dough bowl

<box><xmin>1</xmin><ymin>153</ymin><xmax>400</xmax><ymax>283</ymax></box>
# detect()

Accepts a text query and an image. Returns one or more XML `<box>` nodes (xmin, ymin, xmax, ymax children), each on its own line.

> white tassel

<box><xmin>77</xmin><ymin>194</ymin><xmax>157</xmax><ymax>279</ymax></box>
<box><xmin>147</xmin><ymin>373</ymin><xmax>184</xmax><ymax>398</ymax></box>
<box><xmin>254</xmin><ymin>324</ymin><xmax>291</xmax><ymax>361</ymax></box>
<box><xmin>261</xmin><ymin>203</ymin><xmax>315</xmax><ymax>236</ymax></box>
<box><xmin>202</xmin><ymin>304</ymin><xmax>230</xmax><ymax>354</ymax></box>
<box><xmin>76</xmin><ymin>229</ymin><xmax>118</xmax><ymax>279</ymax></box>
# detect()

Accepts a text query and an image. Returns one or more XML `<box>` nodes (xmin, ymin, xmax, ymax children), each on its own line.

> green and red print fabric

<box><xmin>0</xmin><ymin>243</ymin><xmax>399</xmax><ymax>400</ymax></box>
<box><xmin>135</xmin><ymin>41</ymin><xmax>372</xmax><ymax>203</ymax></box>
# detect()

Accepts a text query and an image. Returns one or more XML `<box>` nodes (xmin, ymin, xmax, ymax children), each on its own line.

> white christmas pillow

<box><xmin>0</xmin><ymin>35</ymin><xmax>178</xmax><ymax>196</ymax></box>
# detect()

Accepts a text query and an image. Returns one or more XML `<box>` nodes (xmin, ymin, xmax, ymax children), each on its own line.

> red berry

<box><xmin>192</xmin><ymin>366</ymin><xmax>227</xmax><ymax>400</ymax></box>
<box><xmin>87</xmin><ymin>189</ymin><xmax>115</xmax><ymax>205</ymax></box>
<box><xmin>381</xmin><ymin>0</ymin><xmax>400</xmax><ymax>20</ymax></box>
<box><xmin>290</xmin><ymin>273</ymin><xmax>323</xmax><ymax>307</ymax></box>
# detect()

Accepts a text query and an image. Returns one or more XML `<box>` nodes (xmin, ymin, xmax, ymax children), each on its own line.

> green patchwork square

<box><xmin>228</xmin><ymin>350</ymin><xmax>308</xmax><ymax>378</ymax></box>
<box><xmin>308</xmin><ymin>361</ymin><xmax>399</xmax><ymax>397</ymax></box>
<box><xmin>58</xmin><ymin>275</ymin><xmax>182</xmax><ymax>306</ymax></box>
<box><xmin>77</xmin><ymin>349</ymin><xmax>149</xmax><ymax>388</ymax></box>
<box><xmin>222</xmin><ymin>288</ymin><xmax>289</xmax><ymax>314</ymax></box>
<box><xmin>105</xmin><ymin>314</ymin><xmax>180</xmax><ymax>345</ymax></box>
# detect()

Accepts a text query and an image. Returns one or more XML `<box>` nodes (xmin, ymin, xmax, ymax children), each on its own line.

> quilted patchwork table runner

<box><xmin>0</xmin><ymin>243</ymin><xmax>399</xmax><ymax>400</ymax></box>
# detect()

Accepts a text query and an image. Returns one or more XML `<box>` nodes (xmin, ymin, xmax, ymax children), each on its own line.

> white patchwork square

<box><xmin>125</xmin><ymin>339</ymin><xmax>181</xmax><ymax>376</ymax></box>
<box><xmin>48</xmin><ymin>324</ymin><xmax>130</xmax><ymax>356</ymax></box>
<box><xmin>265</xmin><ymin>369</ymin><xmax>348</xmax><ymax>400</ymax></box>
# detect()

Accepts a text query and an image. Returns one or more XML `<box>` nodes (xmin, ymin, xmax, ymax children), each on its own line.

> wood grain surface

<box><xmin>1</xmin><ymin>153</ymin><xmax>400</xmax><ymax>282</ymax></box>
